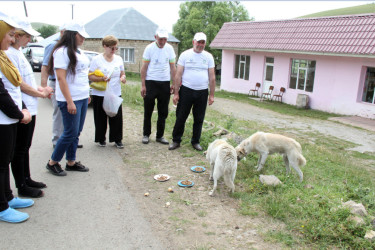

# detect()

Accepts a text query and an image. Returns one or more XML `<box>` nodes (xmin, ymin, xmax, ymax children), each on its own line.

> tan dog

<box><xmin>206</xmin><ymin>139</ymin><xmax>237</xmax><ymax>196</ymax></box>
<box><xmin>235</xmin><ymin>132</ymin><xmax>306</xmax><ymax>182</ymax></box>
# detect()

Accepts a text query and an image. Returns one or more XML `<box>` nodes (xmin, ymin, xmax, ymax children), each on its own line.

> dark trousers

<box><xmin>92</xmin><ymin>95</ymin><xmax>123</xmax><ymax>143</ymax></box>
<box><xmin>143</xmin><ymin>80</ymin><xmax>170</xmax><ymax>138</ymax></box>
<box><xmin>11</xmin><ymin>115</ymin><xmax>36</xmax><ymax>188</ymax></box>
<box><xmin>0</xmin><ymin>124</ymin><xmax>17</xmax><ymax>212</ymax></box>
<box><xmin>172</xmin><ymin>85</ymin><xmax>208</xmax><ymax>144</ymax></box>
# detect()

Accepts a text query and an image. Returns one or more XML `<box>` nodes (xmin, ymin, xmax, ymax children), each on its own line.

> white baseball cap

<box><xmin>0</xmin><ymin>11</ymin><xmax>21</xmax><ymax>28</ymax></box>
<box><xmin>65</xmin><ymin>21</ymin><xmax>89</xmax><ymax>38</ymax></box>
<box><xmin>155</xmin><ymin>27</ymin><xmax>169</xmax><ymax>39</ymax></box>
<box><xmin>13</xmin><ymin>16</ymin><xmax>40</xmax><ymax>36</ymax></box>
<box><xmin>59</xmin><ymin>22</ymin><xmax>68</xmax><ymax>31</ymax></box>
<box><xmin>194</xmin><ymin>32</ymin><xmax>206</xmax><ymax>42</ymax></box>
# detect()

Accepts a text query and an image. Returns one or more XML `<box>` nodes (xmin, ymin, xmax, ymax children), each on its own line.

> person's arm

<box><xmin>88</xmin><ymin>73</ymin><xmax>108</xmax><ymax>82</ymax></box>
<box><xmin>41</xmin><ymin>43</ymin><xmax>54</xmax><ymax>87</ymax></box>
<box><xmin>120</xmin><ymin>71</ymin><xmax>126</xmax><ymax>84</ymax></box>
<box><xmin>169</xmin><ymin>62</ymin><xmax>176</xmax><ymax>94</ymax></box>
<box><xmin>56</xmin><ymin>68</ymin><xmax>76</xmax><ymax>114</ymax></box>
<box><xmin>0</xmin><ymin>78</ymin><xmax>24</xmax><ymax>120</ymax></box>
<box><xmin>140</xmin><ymin>61</ymin><xmax>149</xmax><ymax>98</ymax></box>
<box><xmin>208</xmin><ymin>67</ymin><xmax>216</xmax><ymax>105</ymax></box>
<box><xmin>20</xmin><ymin>81</ymin><xmax>52</xmax><ymax>98</ymax></box>
<box><xmin>40</xmin><ymin>66</ymin><xmax>49</xmax><ymax>88</ymax></box>
<box><xmin>172</xmin><ymin>65</ymin><xmax>184</xmax><ymax>105</ymax></box>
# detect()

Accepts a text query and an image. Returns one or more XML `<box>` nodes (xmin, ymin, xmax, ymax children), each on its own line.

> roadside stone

<box><xmin>342</xmin><ymin>200</ymin><xmax>368</xmax><ymax>217</ymax></box>
<box><xmin>347</xmin><ymin>215</ymin><xmax>365</xmax><ymax>226</ymax></box>
<box><xmin>304</xmin><ymin>184</ymin><xmax>314</xmax><ymax>189</ymax></box>
<box><xmin>213</xmin><ymin>128</ymin><xmax>229</xmax><ymax>136</ymax></box>
<box><xmin>259</xmin><ymin>175</ymin><xmax>282</xmax><ymax>186</ymax></box>
<box><xmin>364</xmin><ymin>230</ymin><xmax>375</xmax><ymax>240</ymax></box>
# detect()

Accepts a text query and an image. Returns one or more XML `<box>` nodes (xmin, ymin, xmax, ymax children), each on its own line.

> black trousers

<box><xmin>92</xmin><ymin>95</ymin><xmax>123</xmax><ymax>143</ymax></box>
<box><xmin>172</xmin><ymin>85</ymin><xmax>208</xmax><ymax>144</ymax></box>
<box><xmin>143</xmin><ymin>80</ymin><xmax>170</xmax><ymax>138</ymax></box>
<box><xmin>0</xmin><ymin>123</ymin><xmax>17</xmax><ymax>212</ymax></box>
<box><xmin>10</xmin><ymin>115</ymin><xmax>36</xmax><ymax>188</ymax></box>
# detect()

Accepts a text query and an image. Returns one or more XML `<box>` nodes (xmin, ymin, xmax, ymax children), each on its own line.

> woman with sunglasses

<box><xmin>6</xmin><ymin>17</ymin><xmax>53</xmax><ymax>198</ymax></box>
<box><xmin>0</xmin><ymin>11</ymin><xmax>34</xmax><ymax>223</ymax></box>
<box><xmin>45</xmin><ymin>21</ymin><xmax>90</xmax><ymax>176</ymax></box>
<box><xmin>89</xmin><ymin>35</ymin><xmax>126</xmax><ymax>148</ymax></box>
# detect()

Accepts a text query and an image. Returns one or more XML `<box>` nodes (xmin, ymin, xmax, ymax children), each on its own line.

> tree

<box><xmin>172</xmin><ymin>1</ymin><xmax>252</xmax><ymax>65</ymax></box>
<box><xmin>37</xmin><ymin>25</ymin><xmax>57</xmax><ymax>38</ymax></box>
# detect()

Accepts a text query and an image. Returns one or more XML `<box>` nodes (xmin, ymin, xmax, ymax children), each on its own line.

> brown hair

<box><xmin>102</xmin><ymin>35</ymin><xmax>118</xmax><ymax>47</ymax></box>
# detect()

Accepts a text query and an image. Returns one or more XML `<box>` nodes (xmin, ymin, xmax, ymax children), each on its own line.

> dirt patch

<box><xmin>118</xmin><ymin>107</ymin><xmax>284</xmax><ymax>249</ymax></box>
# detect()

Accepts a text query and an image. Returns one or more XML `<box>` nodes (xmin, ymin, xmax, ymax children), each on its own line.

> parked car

<box><xmin>22</xmin><ymin>45</ymin><xmax>44</xmax><ymax>72</ymax></box>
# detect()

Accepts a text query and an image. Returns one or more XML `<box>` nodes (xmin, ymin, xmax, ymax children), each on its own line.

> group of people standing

<box><xmin>141</xmin><ymin>29</ymin><xmax>216</xmax><ymax>152</ymax></box>
<box><xmin>0</xmin><ymin>10</ymin><xmax>215</xmax><ymax>224</ymax></box>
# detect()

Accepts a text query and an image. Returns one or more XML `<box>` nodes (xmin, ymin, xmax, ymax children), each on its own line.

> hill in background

<box><xmin>299</xmin><ymin>3</ymin><xmax>375</xmax><ymax>18</ymax></box>
<box><xmin>31</xmin><ymin>22</ymin><xmax>58</xmax><ymax>30</ymax></box>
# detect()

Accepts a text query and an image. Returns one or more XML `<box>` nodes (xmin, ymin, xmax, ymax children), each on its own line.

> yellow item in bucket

<box><xmin>88</xmin><ymin>69</ymin><xmax>107</xmax><ymax>91</ymax></box>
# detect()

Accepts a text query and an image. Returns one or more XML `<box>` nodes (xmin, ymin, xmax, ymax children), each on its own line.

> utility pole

<box><xmin>71</xmin><ymin>4</ymin><xmax>74</xmax><ymax>19</ymax></box>
<box><xmin>23</xmin><ymin>1</ymin><xmax>28</xmax><ymax>17</ymax></box>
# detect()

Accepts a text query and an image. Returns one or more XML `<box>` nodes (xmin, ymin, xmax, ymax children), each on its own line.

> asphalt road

<box><xmin>1</xmin><ymin>73</ymin><xmax>163</xmax><ymax>249</ymax></box>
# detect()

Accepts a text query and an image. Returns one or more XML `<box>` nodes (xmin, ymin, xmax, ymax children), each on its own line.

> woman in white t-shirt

<box><xmin>6</xmin><ymin>18</ymin><xmax>53</xmax><ymax>198</ymax></box>
<box><xmin>0</xmin><ymin>12</ymin><xmax>34</xmax><ymax>224</ymax></box>
<box><xmin>45</xmin><ymin>21</ymin><xmax>90</xmax><ymax>176</ymax></box>
<box><xmin>89</xmin><ymin>35</ymin><xmax>126</xmax><ymax>148</ymax></box>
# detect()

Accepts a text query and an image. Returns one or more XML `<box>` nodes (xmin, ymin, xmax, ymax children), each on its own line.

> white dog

<box><xmin>235</xmin><ymin>132</ymin><xmax>306</xmax><ymax>182</ymax></box>
<box><xmin>206</xmin><ymin>139</ymin><xmax>238</xmax><ymax>196</ymax></box>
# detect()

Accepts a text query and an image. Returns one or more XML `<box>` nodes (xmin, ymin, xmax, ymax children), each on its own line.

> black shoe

<box><xmin>168</xmin><ymin>142</ymin><xmax>180</xmax><ymax>150</ymax></box>
<box><xmin>98</xmin><ymin>141</ymin><xmax>106</xmax><ymax>147</ymax></box>
<box><xmin>77</xmin><ymin>144</ymin><xmax>83</xmax><ymax>148</ymax></box>
<box><xmin>115</xmin><ymin>141</ymin><xmax>124</xmax><ymax>148</ymax></box>
<box><xmin>192</xmin><ymin>143</ymin><xmax>203</xmax><ymax>151</ymax></box>
<box><xmin>18</xmin><ymin>185</ymin><xmax>44</xmax><ymax>198</ymax></box>
<box><xmin>46</xmin><ymin>162</ymin><xmax>67</xmax><ymax>176</ymax></box>
<box><xmin>25</xmin><ymin>177</ymin><xmax>47</xmax><ymax>189</ymax></box>
<box><xmin>65</xmin><ymin>161</ymin><xmax>89</xmax><ymax>172</ymax></box>
<box><xmin>156</xmin><ymin>137</ymin><xmax>169</xmax><ymax>145</ymax></box>
<box><xmin>142</xmin><ymin>136</ymin><xmax>149</xmax><ymax>144</ymax></box>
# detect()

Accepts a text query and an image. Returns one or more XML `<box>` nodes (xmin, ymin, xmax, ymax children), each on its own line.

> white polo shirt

<box><xmin>89</xmin><ymin>54</ymin><xmax>124</xmax><ymax>97</ymax></box>
<box><xmin>143</xmin><ymin>42</ymin><xmax>175</xmax><ymax>81</ymax></box>
<box><xmin>6</xmin><ymin>46</ymin><xmax>38</xmax><ymax>116</ymax></box>
<box><xmin>0</xmin><ymin>69</ymin><xmax>23</xmax><ymax>125</ymax></box>
<box><xmin>178</xmin><ymin>48</ymin><xmax>215</xmax><ymax>90</ymax></box>
<box><xmin>53</xmin><ymin>47</ymin><xmax>90</xmax><ymax>102</ymax></box>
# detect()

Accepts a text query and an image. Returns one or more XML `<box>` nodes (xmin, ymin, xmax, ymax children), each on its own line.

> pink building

<box><xmin>210</xmin><ymin>14</ymin><xmax>375</xmax><ymax>119</ymax></box>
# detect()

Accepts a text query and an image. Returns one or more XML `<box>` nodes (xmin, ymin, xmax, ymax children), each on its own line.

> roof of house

<box><xmin>84</xmin><ymin>7</ymin><xmax>179</xmax><ymax>42</ymax></box>
<box><xmin>210</xmin><ymin>13</ymin><xmax>375</xmax><ymax>57</ymax></box>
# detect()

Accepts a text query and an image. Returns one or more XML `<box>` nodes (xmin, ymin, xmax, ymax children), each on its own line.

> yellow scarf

<box><xmin>0</xmin><ymin>21</ymin><xmax>22</xmax><ymax>87</ymax></box>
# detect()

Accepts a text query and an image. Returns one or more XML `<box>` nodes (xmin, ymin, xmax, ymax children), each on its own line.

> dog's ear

<box><xmin>240</xmin><ymin>148</ymin><xmax>246</xmax><ymax>156</ymax></box>
<box><xmin>203</xmin><ymin>150</ymin><xmax>207</xmax><ymax>155</ymax></box>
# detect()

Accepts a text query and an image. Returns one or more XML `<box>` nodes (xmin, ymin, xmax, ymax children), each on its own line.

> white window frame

<box><xmin>234</xmin><ymin>54</ymin><xmax>250</xmax><ymax>80</ymax></box>
<box><xmin>120</xmin><ymin>47</ymin><xmax>134</xmax><ymax>63</ymax></box>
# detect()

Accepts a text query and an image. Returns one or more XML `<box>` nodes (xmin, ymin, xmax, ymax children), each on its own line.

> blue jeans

<box><xmin>51</xmin><ymin>99</ymin><xmax>88</xmax><ymax>162</ymax></box>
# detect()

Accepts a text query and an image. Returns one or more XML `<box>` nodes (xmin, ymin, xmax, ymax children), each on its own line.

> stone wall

<box><xmin>82</xmin><ymin>39</ymin><xmax>179</xmax><ymax>73</ymax></box>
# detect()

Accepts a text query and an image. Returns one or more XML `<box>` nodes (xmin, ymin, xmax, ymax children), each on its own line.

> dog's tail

<box><xmin>223</xmin><ymin>150</ymin><xmax>237</xmax><ymax>189</ymax></box>
<box><xmin>298</xmin><ymin>154</ymin><xmax>306</xmax><ymax>167</ymax></box>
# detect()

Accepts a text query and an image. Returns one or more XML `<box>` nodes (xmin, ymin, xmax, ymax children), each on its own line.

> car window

<box><xmin>32</xmin><ymin>47</ymin><xmax>45</xmax><ymax>57</ymax></box>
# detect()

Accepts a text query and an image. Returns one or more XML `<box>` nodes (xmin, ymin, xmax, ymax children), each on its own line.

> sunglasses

<box><xmin>108</xmin><ymin>46</ymin><xmax>118</xmax><ymax>51</ymax></box>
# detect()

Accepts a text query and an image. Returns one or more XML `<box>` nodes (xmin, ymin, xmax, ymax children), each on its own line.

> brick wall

<box><xmin>82</xmin><ymin>39</ymin><xmax>179</xmax><ymax>73</ymax></box>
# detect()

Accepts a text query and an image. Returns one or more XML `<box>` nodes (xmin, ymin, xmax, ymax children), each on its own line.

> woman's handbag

<box><xmin>88</xmin><ymin>69</ymin><xmax>107</xmax><ymax>91</ymax></box>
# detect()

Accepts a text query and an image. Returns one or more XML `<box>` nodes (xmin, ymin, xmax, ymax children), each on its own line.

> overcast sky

<box><xmin>2</xmin><ymin>1</ymin><xmax>373</xmax><ymax>32</ymax></box>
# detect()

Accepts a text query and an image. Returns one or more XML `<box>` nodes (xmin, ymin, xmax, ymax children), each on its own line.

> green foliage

<box><xmin>299</xmin><ymin>3</ymin><xmax>375</xmax><ymax>18</ymax></box>
<box><xmin>37</xmin><ymin>25</ymin><xmax>57</xmax><ymax>38</ymax></box>
<box><xmin>173</xmin><ymin>1</ymin><xmax>252</xmax><ymax>63</ymax></box>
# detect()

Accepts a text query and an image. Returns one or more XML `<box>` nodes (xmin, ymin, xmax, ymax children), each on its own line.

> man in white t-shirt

<box><xmin>169</xmin><ymin>32</ymin><xmax>216</xmax><ymax>151</ymax></box>
<box><xmin>140</xmin><ymin>28</ymin><xmax>176</xmax><ymax>145</ymax></box>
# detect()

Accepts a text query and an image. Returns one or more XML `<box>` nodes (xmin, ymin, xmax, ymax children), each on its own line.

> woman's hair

<box><xmin>0</xmin><ymin>21</ymin><xmax>13</xmax><ymax>44</ymax></box>
<box><xmin>48</xmin><ymin>30</ymin><xmax>78</xmax><ymax>75</ymax></box>
<box><xmin>15</xmin><ymin>30</ymin><xmax>27</xmax><ymax>36</ymax></box>
<box><xmin>102</xmin><ymin>35</ymin><xmax>118</xmax><ymax>47</ymax></box>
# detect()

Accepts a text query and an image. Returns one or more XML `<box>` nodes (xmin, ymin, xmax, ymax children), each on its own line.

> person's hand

<box><xmin>88</xmin><ymin>96</ymin><xmax>91</xmax><ymax>104</ymax></box>
<box><xmin>141</xmin><ymin>85</ymin><xmax>146</xmax><ymax>98</ymax></box>
<box><xmin>67</xmin><ymin>101</ymin><xmax>77</xmax><ymax>115</ymax></box>
<box><xmin>21</xmin><ymin>109</ymin><xmax>31</xmax><ymax>124</ymax></box>
<box><xmin>42</xmin><ymin>86</ymin><xmax>53</xmax><ymax>98</ymax></box>
<box><xmin>173</xmin><ymin>93</ymin><xmax>179</xmax><ymax>106</ymax></box>
<box><xmin>208</xmin><ymin>96</ymin><xmax>214</xmax><ymax>105</ymax></box>
<box><xmin>170</xmin><ymin>85</ymin><xmax>174</xmax><ymax>94</ymax></box>
<box><xmin>120</xmin><ymin>75</ymin><xmax>126</xmax><ymax>84</ymax></box>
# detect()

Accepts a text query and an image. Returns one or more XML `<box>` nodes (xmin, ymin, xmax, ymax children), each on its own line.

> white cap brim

<box><xmin>0</xmin><ymin>11</ymin><xmax>21</xmax><ymax>28</ymax></box>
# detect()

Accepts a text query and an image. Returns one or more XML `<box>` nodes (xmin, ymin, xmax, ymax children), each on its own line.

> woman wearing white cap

<box><xmin>6</xmin><ymin>17</ymin><xmax>53</xmax><ymax>198</ymax></box>
<box><xmin>45</xmin><ymin>21</ymin><xmax>90</xmax><ymax>176</ymax></box>
<box><xmin>0</xmin><ymin>11</ymin><xmax>34</xmax><ymax>223</ymax></box>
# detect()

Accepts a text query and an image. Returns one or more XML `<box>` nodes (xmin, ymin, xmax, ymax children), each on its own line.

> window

<box><xmin>120</xmin><ymin>48</ymin><xmax>134</xmax><ymax>63</ymax></box>
<box><xmin>289</xmin><ymin>59</ymin><xmax>316</xmax><ymax>92</ymax></box>
<box><xmin>234</xmin><ymin>55</ymin><xmax>250</xmax><ymax>80</ymax></box>
<box><xmin>362</xmin><ymin>67</ymin><xmax>375</xmax><ymax>104</ymax></box>
<box><xmin>265</xmin><ymin>57</ymin><xmax>274</xmax><ymax>81</ymax></box>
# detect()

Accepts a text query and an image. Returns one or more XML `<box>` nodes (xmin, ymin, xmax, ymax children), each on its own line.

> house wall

<box><xmin>82</xmin><ymin>39</ymin><xmax>179</xmax><ymax>73</ymax></box>
<box><xmin>220</xmin><ymin>50</ymin><xmax>375</xmax><ymax>119</ymax></box>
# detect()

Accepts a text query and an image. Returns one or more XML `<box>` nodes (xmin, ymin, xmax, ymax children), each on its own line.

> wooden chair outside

<box><xmin>248</xmin><ymin>82</ymin><xmax>261</xmax><ymax>97</ymax></box>
<box><xmin>272</xmin><ymin>87</ymin><xmax>286</xmax><ymax>102</ymax></box>
<box><xmin>260</xmin><ymin>85</ymin><xmax>274</xmax><ymax>101</ymax></box>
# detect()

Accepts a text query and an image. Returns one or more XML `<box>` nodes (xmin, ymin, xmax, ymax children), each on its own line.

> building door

<box><xmin>263</xmin><ymin>57</ymin><xmax>274</xmax><ymax>92</ymax></box>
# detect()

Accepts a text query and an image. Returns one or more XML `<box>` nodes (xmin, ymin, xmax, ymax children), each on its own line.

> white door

<box><xmin>263</xmin><ymin>57</ymin><xmax>274</xmax><ymax>93</ymax></box>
